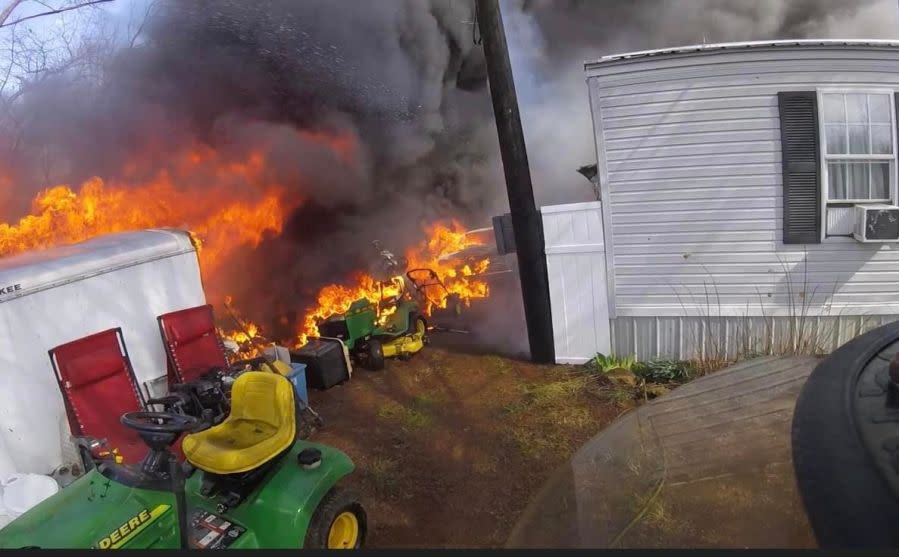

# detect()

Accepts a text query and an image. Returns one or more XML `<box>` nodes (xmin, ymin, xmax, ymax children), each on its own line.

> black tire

<box><xmin>367</xmin><ymin>338</ymin><xmax>385</xmax><ymax>371</ymax></box>
<box><xmin>304</xmin><ymin>487</ymin><xmax>367</xmax><ymax>549</ymax></box>
<box><xmin>792</xmin><ymin>320</ymin><xmax>899</xmax><ymax>548</ymax></box>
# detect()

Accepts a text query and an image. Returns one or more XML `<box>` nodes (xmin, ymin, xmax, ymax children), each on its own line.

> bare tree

<box><xmin>0</xmin><ymin>0</ymin><xmax>26</xmax><ymax>27</ymax></box>
<box><xmin>127</xmin><ymin>0</ymin><xmax>157</xmax><ymax>48</ymax></box>
<box><xmin>0</xmin><ymin>0</ymin><xmax>119</xmax><ymax>93</ymax></box>
<box><xmin>0</xmin><ymin>0</ymin><xmax>121</xmax><ymax>179</ymax></box>
<box><xmin>0</xmin><ymin>0</ymin><xmax>115</xmax><ymax>29</ymax></box>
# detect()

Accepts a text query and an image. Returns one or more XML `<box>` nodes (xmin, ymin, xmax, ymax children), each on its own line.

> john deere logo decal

<box><xmin>96</xmin><ymin>504</ymin><xmax>170</xmax><ymax>549</ymax></box>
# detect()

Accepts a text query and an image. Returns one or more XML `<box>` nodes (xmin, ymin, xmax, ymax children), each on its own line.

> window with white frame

<box><xmin>821</xmin><ymin>92</ymin><xmax>895</xmax><ymax>203</ymax></box>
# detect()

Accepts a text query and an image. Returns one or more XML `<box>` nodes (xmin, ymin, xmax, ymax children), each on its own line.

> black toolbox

<box><xmin>290</xmin><ymin>338</ymin><xmax>349</xmax><ymax>390</ymax></box>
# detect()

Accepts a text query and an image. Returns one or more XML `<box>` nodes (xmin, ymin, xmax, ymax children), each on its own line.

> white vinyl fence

<box><xmin>542</xmin><ymin>201</ymin><xmax>611</xmax><ymax>364</ymax></box>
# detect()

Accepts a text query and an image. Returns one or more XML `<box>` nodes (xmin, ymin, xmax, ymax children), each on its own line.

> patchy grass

<box><xmin>482</xmin><ymin>354</ymin><xmax>513</xmax><ymax>374</ymax></box>
<box><xmin>500</xmin><ymin>374</ymin><xmax>600</xmax><ymax>459</ymax></box>
<box><xmin>410</xmin><ymin>392</ymin><xmax>445</xmax><ymax>410</ymax></box>
<box><xmin>500</xmin><ymin>399</ymin><xmax>527</xmax><ymax>415</ymax></box>
<box><xmin>523</xmin><ymin>375</ymin><xmax>589</xmax><ymax>406</ymax></box>
<box><xmin>310</xmin><ymin>346</ymin><xmax>623</xmax><ymax>548</ymax></box>
<box><xmin>377</xmin><ymin>400</ymin><xmax>432</xmax><ymax>430</ymax></box>
<box><xmin>621</xmin><ymin>488</ymin><xmax>695</xmax><ymax>547</ymax></box>
<box><xmin>500</xmin><ymin>375</ymin><xmax>591</xmax><ymax>417</ymax></box>
<box><xmin>504</xmin><ymin>407</ymin><xmax>594</xmax><ymax>458</ymax></box>
<box><xmin>508</xmin><ymin>426</ymin><xmax>559</xmax><ymax>459</ymax></box>
<box><xmin>603</xmin><ymin>384</ymin><xmax>637</xmax><ymax>407</ymax></box>
<box><xmin>631</xmin><ymin>490</ymin><xmax>673</xmax><ymax>530</ymax></box>
<box><xmin>367</xmin><ymin>455</ymin><xmax>400</xmax><ymax>498</ymax></box>
<box><xmin>687</xmin><ymin>357</ymin><xmax>732</xmax><ymax>378</ymax></box>
<box><xmin>553</xmin><ymin>406</ymin><xmax>593</xmax><ymax>429</ymax></box>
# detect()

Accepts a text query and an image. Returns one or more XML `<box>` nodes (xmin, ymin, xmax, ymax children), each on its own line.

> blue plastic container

<box><xmin>286</xmin><ymin>362</ymin><xmax>309</xmax><ymax>406</ymax></box>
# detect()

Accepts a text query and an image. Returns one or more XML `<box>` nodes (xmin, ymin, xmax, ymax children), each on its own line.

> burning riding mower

<box><xmin>308</xmin><ymin>245</ymin><xmax>458</xmax><ymax>374</ymax></box>
<box><xmin>315</xmin><ymin>274</ymin><xmax>428</xmax><ymax>372</ymax></box>
<box><xmin>0</xmin><ymin>305</ymin><xmax>365</xmax><ymax>549</ymax></box>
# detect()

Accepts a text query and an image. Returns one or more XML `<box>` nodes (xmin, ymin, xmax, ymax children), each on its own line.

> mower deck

<box><xmin>381</xmin><ymin>331</ymin><xmax>425</xmax><ymax>359</ymax></box>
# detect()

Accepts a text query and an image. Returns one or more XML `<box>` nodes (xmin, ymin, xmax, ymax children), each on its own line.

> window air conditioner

<box><xmin>853</xmin><ymin>204</ymin><xmax>899</xmax><ymax>243</ymax></box>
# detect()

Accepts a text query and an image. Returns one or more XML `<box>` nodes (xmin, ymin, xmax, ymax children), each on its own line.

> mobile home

<box><xmin>545</xmin><ymin>40</ymin><xmax>899</xmax><ymax>362</ymax></box>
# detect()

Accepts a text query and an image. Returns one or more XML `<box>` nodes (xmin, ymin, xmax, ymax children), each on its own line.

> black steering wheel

<box><xmin>120</xmin><ymin>411</ymin><xmax>198</xmax><ymax>434</ymax></box>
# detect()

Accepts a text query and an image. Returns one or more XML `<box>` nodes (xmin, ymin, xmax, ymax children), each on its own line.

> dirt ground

<box><xmin>306</xmin><ymin>340</ymin><xmax>620</xmax><ymax>548</ymax></box>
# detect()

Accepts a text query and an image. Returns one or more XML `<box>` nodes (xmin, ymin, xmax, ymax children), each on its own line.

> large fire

<box><xmin>0</xmin><ymin>146</ymin><xmax>294</xmax><ymax>281</ymax></box>
<box><xmin>297</xmin><ymin>220</ymin><xmax>490</xmax><ymax>345</ymax></box>
<box><xmin>0</xmin><ymin>147</ymin><xmax>491</xmax><ymax>353</ymax></box>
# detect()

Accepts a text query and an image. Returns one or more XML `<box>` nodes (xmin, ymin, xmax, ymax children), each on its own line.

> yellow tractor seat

<box><xmin>182</xmin><ymin>371</ymin><xmax>296</xmax><ymax>475</ymax></box>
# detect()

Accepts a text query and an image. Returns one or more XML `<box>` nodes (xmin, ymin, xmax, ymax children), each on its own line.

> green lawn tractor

<box><xmin>317</xmin><ymin>276</ymin><xmax>428</xmax><ymax>371</ymax></box>
<box><xmin>0</xmin><ymin>372</ymin><xmax>366</xmax><ymax>549</ymax></box>
<box><xmin>311</xmin><ymin>241</ymin><xmax>465</xmax><ymax>372</ymax></box>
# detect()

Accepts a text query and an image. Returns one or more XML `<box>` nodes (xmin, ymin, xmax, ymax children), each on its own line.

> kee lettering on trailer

<box><xmin>0</xmin><ymin>284</ymin><xmax>21</xmax><ymax>296</ymax></box>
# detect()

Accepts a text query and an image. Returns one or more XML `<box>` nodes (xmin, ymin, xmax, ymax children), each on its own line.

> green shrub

<box><xmin>633</xmin><ymin>359</ymin><xmax>694</xmax><ymax>384</ymax></box>
<box><xmin>591</xmin><ymin>353</ymin><xmax>636</xmax><ymax>374</ymax></box>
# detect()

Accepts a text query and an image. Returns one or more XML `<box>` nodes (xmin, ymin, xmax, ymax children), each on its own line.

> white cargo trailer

<box><xmin>0</xmin><ymin>229</ymin><xmax>206</xmax><ymax>475</ymax></box>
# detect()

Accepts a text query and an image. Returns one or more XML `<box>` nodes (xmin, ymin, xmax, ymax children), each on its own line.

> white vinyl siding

<box><xmin>586</xmin><ymin>44</ymin><xmax>899</xmax><ymax>318</ymax></box>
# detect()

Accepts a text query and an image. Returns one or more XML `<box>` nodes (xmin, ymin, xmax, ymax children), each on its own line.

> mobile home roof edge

<box><xmin>584</xmin><ymin>39</ymin><xmax>899</xmax><ymax>69</ymax></box>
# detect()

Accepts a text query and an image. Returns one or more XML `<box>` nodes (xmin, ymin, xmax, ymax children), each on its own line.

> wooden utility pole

<box><xmin>476</xmin><ymin>0</ymin><xmax>555</xmax><ymax>363</ymax></box>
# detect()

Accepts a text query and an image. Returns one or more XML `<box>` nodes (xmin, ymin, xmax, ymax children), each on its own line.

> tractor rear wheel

<box><xmin>304</xmin><ymin>487</ymin><xmax>367</xmax><ymax>549</ymax></box>
<box><xmin>366</xmin><ymin>339</ymin><xmax>385</xmax><ymax>371</ymax></box>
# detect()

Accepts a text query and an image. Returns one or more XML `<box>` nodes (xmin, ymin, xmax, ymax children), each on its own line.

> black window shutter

<box><xmin>778</xmin><ymin>91</ymin><xmax>821</xmax><ymax>244</ymax></box>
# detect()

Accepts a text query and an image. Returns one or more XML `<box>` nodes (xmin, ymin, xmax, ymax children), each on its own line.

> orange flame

<box><xmin>0</xmin><ymin>148</ymin><xmax>294</xmax><ymax>281</ymax></box>
<box><xmin>216</xmin><ymin>296</ymin><xmax>267</xmax><ymax>359</ymax></box>
<box><xmin>406</xmin><ymin>220</ymin><xmax>491</xmax><ymax>311</ymax></box>
<box><xmin>297</xmin><ymin>220</ymin><xmax>489</xmax><ymax>345</ymax></box>
<box><xmin>0</xmin><ymin>141</ymin><xmax>490</xmax><ymax>354</ymax></box>
<box><xmin>0</xmin><ymin>144</ymin><xmax>305</xmax><ymax>355</ymax></box>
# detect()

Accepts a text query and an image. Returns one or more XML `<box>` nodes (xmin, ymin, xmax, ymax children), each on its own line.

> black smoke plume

<box><xmin>1</xmin><ymin>0</ymin><xmax>896</xmax><ymax>347</ymax></box>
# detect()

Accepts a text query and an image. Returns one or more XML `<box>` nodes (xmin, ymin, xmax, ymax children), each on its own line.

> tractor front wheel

<box><xmin>304</xmin><ymin>487</ymin><xmax>367</xmax><ymax>549</ymax></box>
<box><xmin>366</xmin><ymin>339</ymin><xmax>385</xmax><ymax>371</ymax></box>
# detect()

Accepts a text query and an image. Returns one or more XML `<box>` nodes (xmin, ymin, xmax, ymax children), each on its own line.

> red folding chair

<box><xmin>49</xmin><ymin>328</ymin><xmax>147</xmax><ymax>464</ymax></box>
<box><xmin>157</xmin><ymin>304</ymin><xmax>231</xmax><ymax>385</ymax></box>
<box><xmin>158</xmin><ymin>304</ymin><xmax>325</xmax><ymax>439</ymax></box>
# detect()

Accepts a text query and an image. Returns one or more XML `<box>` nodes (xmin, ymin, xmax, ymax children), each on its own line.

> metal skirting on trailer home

<box><xmin>611</xmin><ymin>314</ymin><xmax>899</xmax><ymax>361</ymax></box>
